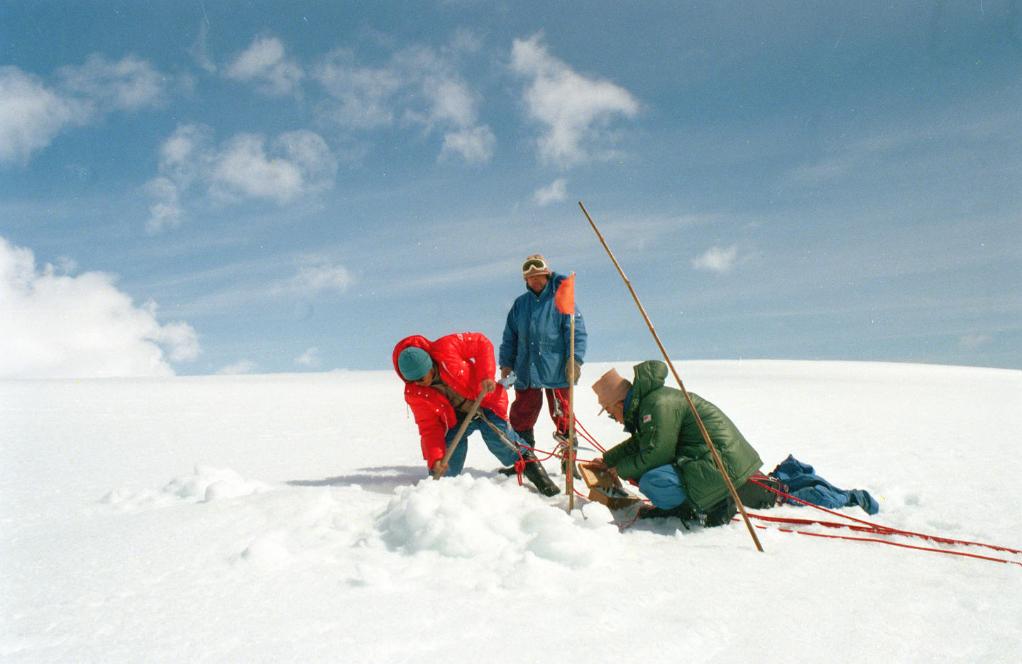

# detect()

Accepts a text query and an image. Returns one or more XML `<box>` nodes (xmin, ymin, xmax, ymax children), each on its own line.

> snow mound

<box><xmin>376</xmin><ymin>474</ymin><xmax>622</xmax><ymax>568</ymax></box>
<box><xmin>102</xmin><ymin>465</ymin><xmax>270</xmax><ymax>510</ymax></box>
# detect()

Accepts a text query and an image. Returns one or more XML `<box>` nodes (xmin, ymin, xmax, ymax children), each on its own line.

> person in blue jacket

<box><xmin>499</xmin><ymin>254</ymin><xmax>587</xmax><ymax>473</ymax></box>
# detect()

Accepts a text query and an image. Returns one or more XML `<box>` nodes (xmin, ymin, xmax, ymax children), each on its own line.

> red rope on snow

<box><xmin>569</xmin><ymin>418</ymin><xmax>1021</xmax><ymax>566</ymax></box>
<box><xmin>746</xmin><ymin>477</ymin><xmax>1022</xmax><ymax>557</ymax></box>
<box><xmin>752</xmin><ymin>522</ymin><xmax>1022</xmax><ymax>568</ymax></box>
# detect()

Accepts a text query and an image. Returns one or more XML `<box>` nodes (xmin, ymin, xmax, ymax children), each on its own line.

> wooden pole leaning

<box><xmin>432</xmin><ymin>391</ymin><xmax>486</xmax><ymax>480</ymax></box>
<box><xmin>577</xmin><ymin>201</ymin><xmax>764</xmax><ymax>553</ymax></box>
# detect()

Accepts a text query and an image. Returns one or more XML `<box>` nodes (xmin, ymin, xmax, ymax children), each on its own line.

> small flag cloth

<box><xmin>555</xmin><ymin>273</ymin><xmax>575</xmax><ymax>314</ymax></box>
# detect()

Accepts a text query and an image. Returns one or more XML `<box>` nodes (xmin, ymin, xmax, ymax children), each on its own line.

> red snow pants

<box><xmin>508</xmin><ymin>387</ymin><xmax>571</xmax><ymax>435</ymax></box>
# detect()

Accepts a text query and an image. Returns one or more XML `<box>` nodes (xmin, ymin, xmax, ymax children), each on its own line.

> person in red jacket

<box><xmin>392</xmin><ymin>332</ymin><xmax>560</xmax><ymax>496</ymax></box>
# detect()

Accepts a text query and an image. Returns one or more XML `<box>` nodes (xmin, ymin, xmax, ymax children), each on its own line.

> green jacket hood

<box><xmin>626</xmin><ymin>361</ymin><xmax>668</xmax><ymax>413</ymax></box>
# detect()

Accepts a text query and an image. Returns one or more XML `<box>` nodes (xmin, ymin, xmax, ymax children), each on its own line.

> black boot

<box><xmin>553</xmin><ymin>432</ymin><xmax>582</xmax><ymax>479</ymax></box>
<box><xmin>498</xmin><ymin>429</ymin><xmax>536</xmax><ymax>476</ymax></box>
<box><xmin>521</xmin><ymin>448</ymin><xmax>561</xmax><ymax>497</ymax></box>
<box><xmin>637</xmin><ymin>501</ymin><xmax>697</xmax><ymax>521</ymax></box>
<box><xmin>702</xmin><ymin>496</ymin><xmax>737</xmax><ymax>528</ymax></box>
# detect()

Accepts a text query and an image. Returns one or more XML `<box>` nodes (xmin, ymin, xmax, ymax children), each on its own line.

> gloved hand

<box><xmin>565</xmin><ymin>360</ymin><xmax>582</xmax><ymax>385</ymax></box>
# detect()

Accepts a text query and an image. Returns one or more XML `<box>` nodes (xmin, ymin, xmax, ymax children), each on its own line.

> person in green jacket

<box><xmin>589</xmin><ymin>361</ymin><xmax>763</xmax><ymax>526</ymax></box>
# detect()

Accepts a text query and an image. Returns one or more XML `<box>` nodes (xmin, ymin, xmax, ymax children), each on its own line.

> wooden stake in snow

<box><xmin>578</xmin><ymin>200</ymin><xmax>764</xmax><ymax>553</ymax></box>
<box><xmin>554</xmin><ymin>273</ymin><xmax>578</xmax><ymax>511</ymax></box>
<box><xmin>431</xmin><ymin>391</ymin><xmax>486</xmax><ymax>480</ymax></box>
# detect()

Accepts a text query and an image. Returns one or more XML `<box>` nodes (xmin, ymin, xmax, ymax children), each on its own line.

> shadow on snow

<box><xmin>286</xmin><ymin>465</ymin><xmax>512</xmax><ymax>494</ymax></box>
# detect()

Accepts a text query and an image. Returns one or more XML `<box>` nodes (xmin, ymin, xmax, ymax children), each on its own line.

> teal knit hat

<box><xmin>398</xmin><ymin>347</ymin><xmax>432</xmax><ymax>381</ymax></box>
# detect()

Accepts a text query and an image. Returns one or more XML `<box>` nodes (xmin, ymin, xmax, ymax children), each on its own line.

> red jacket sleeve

<box><xmin>415</xmin><ymin>410</ymin><xmax>447</xmax><ymax>469</ymax></box>
<box><xmin>404</xmin><ymin>386</ymin><xmax>455</xmax><ymax>470</ymax></box>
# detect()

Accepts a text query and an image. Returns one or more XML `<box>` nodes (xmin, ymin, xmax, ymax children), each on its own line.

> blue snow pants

<box><xmin>638</xmin><ymin>465</ymin><xmax>689</xmax><ymax>510</ymax></box>
<box><xmin>439</xmin><ymin>409</ymin><xmax>526</xmax><ymax>476</ymax></box>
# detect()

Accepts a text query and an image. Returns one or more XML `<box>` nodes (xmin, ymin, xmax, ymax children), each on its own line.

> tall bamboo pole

<box><xmin>578</xmin><ymin>201</ymin><xmax>764</xmax><ymax>553</ymax></box>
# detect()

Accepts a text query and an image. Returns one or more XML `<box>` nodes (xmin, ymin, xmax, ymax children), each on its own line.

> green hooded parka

<box><xmin>602</xmin><ymin>360</ymin><xmax>763</xmax><ymax>511</ymax></box>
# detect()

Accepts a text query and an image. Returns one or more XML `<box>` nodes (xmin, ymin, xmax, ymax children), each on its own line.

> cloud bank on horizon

<box><xmin>0</xmin><ymin>237</ymin><xmax>198</xmax><ymax>378</ymax></box>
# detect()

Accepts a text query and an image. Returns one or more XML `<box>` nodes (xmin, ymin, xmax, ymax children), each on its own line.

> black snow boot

<box><xmin>521</xmin><ymin>448</ymin><xmax>561</xmax><ymax>497</ymax></box>
<box><xmin>498</xmin><ymin>429</ymin><xmax>536</xmax><ymax>476</ymax></box>
<box><xmin>702</xmin><ymin>495</ymin><xmax>737</xmax><ymax>528</ymax></box>
<box><xmin>553</xmin><ymin>432</ymin><xmax>582</xmax><ymax>480</ymax></box>
<box><xmin>637</xmin><ymin>501</ymin><xmax>697</xmax><ymax>522</ymax></box>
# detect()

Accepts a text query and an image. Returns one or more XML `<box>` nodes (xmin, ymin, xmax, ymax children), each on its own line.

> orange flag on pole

<box><xmin>554</xmin><ymin>272</ymin><xmax>575</xmax><ymax>315</ymax></box>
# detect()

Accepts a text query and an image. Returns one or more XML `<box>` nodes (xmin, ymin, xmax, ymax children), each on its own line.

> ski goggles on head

<box><xmin>521</xmin><ymin>257</ymin><xmax>548</xmax><ymax>274</ymax></box>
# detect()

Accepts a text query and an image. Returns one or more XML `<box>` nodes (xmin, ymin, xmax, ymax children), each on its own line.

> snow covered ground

<box><xmin>2</xmin><ymin>360</ymin><xmax>1020</xmax><ymax>663</ymax></box>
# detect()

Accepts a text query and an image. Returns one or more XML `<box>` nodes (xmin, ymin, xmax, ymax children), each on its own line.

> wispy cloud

<box><xmin>217</xmin><ymin>360</ymin><xmax>257</xmax><ymax>375</ymax></box>
<box><xmin>0</xmin><ymin>55</ymin><xmax>168</xmax><ymax>165</ymax></box>
<box><xmin>533</xmin><ymin>178</ymin><xmax>567</xmax><ymax>206</ymax></box>
<box><xmin>281</xmin><ymin>259</ymin><xmax>354</xmax><ymax>295</ymax></box>
<box><xmin>57</xmin><ymin>54</ymin><xmax>166</xmax><ymax>112</ymax></box>
<box><xmin>211</xmin><ymin>131</ymin><xmax>334</xmax><ymax>203</ymax></box>
<box><xmin>145</xmin><ymin>124</ymin><xmax>337</xmax><ymax>231</ymax></box>
<box><xmin>187</xmin><ymin>17</ymin><xmax>217</xmax><ymax>73</ymax></box>
<box><xmin>784</xmin><ymin>101</ymin><xmax>1022</xmax><ymax>189</ymax></box>
<box><xmin>295</xmin><ymin>347</ymin><xmax>321</xmax><ymax>368</ymax></box>
<box><xmin>225</xmin><ymin>36</ymin><xmax>304</xmax><ymax>97</ymax></box>
<box><xmin>440</xmin><ymin>126</ymin><xmax>495</xmax><ymax>163</ymax></box>
<box><xmin>314</xmin><ymin>49</ymin><xmax>402</xmax><ymax>129</ymax></box>
<box><xmin>0</xmin><ymin>67</ymin><xmax>83</xmax><ymax>164</ymax></box>
<box><xmin>313</xmin><ymin>38</ymin><xmax>495</xmax><ymax>164</ymax></box>
<box><xmin>959</xmin><ymin>333</ymin><xmax>993</xmax><ymax>350</ymax></box>
<box><xmin>0</xmin><ymin>235</ymin><xmax>199</xmax><ymax>378</ymax></box>
<box><xmin>692</xmin><ymin>245</ymin><xmax>739</xmax><ymax>273</ymax></box>
<box><xmin>511</xmin><ymin>34</ymin><xmax>639</xmax><ymax>168</ymax></box>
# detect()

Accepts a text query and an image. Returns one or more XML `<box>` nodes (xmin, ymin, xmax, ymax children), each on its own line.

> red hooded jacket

<box><xmin>392</xmin><ymin>332</ymin><xmax>510</xmax><ymax>469</ymax></box>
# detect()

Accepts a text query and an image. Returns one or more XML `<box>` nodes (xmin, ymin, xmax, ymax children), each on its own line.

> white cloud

<box><xmin>314</xmin><ymin>42</ymin><xmax>495</xmax><ymax>164</ymax></box>
<box><xmin>144</xmin><ymin>176</ymin><xmax>183</xmax><ymax>233</ymax></box>
<box><xmin>188</xmin><ymin>19</ymin><xmax>217</xmax><ymax>74</ymax></box>
<box><xmin>511</xmin><ymin>34</ymin><xmax>639</xmax><ymax>168</ymax></box>
<box><xmin>295</xmin><ymin>347</ymin><xmax>321</xmax><ymax>368</ymax></box>
<box><xmin>145</xmin><ymin>125</ymin><xmax>336</xmax><ymax>229</ymax></box>
<box><xmin>0</xmin><ymin>236</ymin><xmax>199</xmax><ymax>378</ymax></box>
<box><xmin>414</xmin><ymin>61</ymin><xmax>476</xmax><ymax>127</ymax></box>
<box><xmin>1</xmin><ymin>55</ymin><xmax>168</xmax><ymax>165</ymax></box>
<box><xmin>692</xmin><ymin>245</ymin><xmax>739</xmax><ymax>273</ymax></box>
<box><xmin>0</xmin><ymin>67</ymin><xmax>83</xmax><ymax>164</ymax></box>
<box><xmin>959</xmin><ymin>333</ymin><xmax>993</xmax><ymax>349</ymax></box>
<box><xmin>533</xmin><ymin>178</ymin><xmax>568</xmax><ymax>206</ymax></box>
<box><xmin>441</xmin><ymin>126</ymin><xmax>495</xmax><ymax>163</ymax></box>
<box><xmin>217</xmin><ymin>360</ymin><xmax>257</xmax><ymax>375</ymax></box>
<box><xmin>57</xmin><ymin>54</ymin><xmax>166</xmax><ymax>111</ymax></box>
<box><xmin>212</xmin><ymin>134</ymin><xmax>306</xmax><ymax>203</ymax></box>
<box><xmin>315</xmin><ymin>49</ymin><xmax>402</xmax><ymax>129</ymax></box>
<box><xmin>212</xmin><ymin>130</ymin><xmax>336</xmax><ymax>203</ymax></box>
<box><xmin>225</xmin><ymin>36</ymin><xmax>304</xmax><ymax>97</ymax></box>
<box><xmin>284</xmin><ymin>259</ymin><xmax>354</xmax><ymax>295</ymax></box>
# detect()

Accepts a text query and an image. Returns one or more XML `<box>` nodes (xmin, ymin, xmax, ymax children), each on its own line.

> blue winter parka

<box><xmin>499</xmin><ymin>272</ymin><xmax>587</xmax><ymax>390</ymax></box>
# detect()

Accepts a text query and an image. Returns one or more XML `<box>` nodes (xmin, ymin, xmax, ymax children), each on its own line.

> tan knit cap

<box><xmin>592</xmin><ymin>368</ymin><xmax>631</xmax><ymax>413</ymax></box>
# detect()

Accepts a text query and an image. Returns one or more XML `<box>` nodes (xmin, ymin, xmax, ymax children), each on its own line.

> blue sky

<box><xmin>2</xmin><ymin>1</ymin><xmax>1020</xmax><ymax>377</ymax></box>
